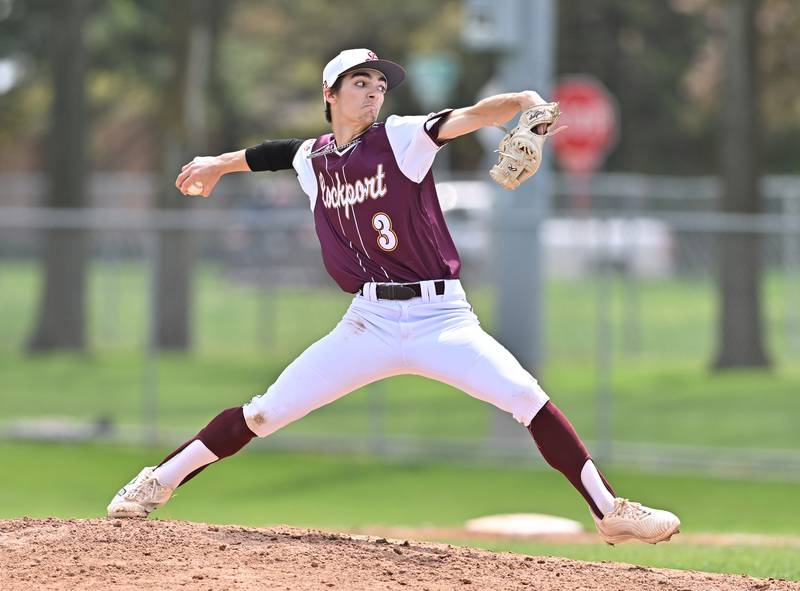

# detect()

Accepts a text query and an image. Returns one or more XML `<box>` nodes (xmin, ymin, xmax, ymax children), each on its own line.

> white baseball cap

<box><xmin>322</xmin><ymin>48</ymin><xmax>406</xmax><ymax>91</ymax></box>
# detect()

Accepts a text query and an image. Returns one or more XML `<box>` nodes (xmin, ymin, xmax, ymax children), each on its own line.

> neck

<box><xmin>331</xmin><ymin>119</ymin><xmax>371</xmax><ymax>146</ymax></box>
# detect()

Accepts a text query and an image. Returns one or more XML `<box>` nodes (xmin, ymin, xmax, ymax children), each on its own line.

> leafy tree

<box><xmin>150</xmin><ymin>0</ymin><xmax>221</xmax><ymax>349</ymax></box>
<box><xmin>713</xmin><ymin>0</ymin><xmax>770</xmax><ymax>368</ymax></box>
<box><xmin>27</xmin><ymin>0</ymin><xmax>91</xmax><ymax>351</ymax></box>
<box><xmin>556</xmin><ymin>0</ymin><xmax>708</xmax><ymax>173</ymax></box>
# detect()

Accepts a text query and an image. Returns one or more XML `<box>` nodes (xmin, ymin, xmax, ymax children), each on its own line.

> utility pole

<box><xmin>464</xmin><ymin>0</ymin><xmax>557</xmax><ymax>441</ymax></box>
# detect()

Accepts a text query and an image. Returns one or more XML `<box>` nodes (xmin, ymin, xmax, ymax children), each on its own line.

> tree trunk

<box><xmin>713</xmin><ymin>0</ymin><xmax>770</xmax><ymax>369</ymax></box>
<box><xmin>154</xmin><ymin>0</ymin><xmax>215</xmax><ymax>349</ymax></box>
<box><xmin>208</xmin><ymin>0</ymin><xmax>239</xmax><ymax>153</ymax></box>
<box><xmin>28</xmin><ymin>0</ymin><xmax>90</xmax><ymax>352</ymax></box>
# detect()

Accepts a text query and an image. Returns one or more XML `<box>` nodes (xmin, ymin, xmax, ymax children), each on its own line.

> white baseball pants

<box><xmin>242</xmin><ymin>279</ymin><xmax>549</xmax><ymax>437</ymax></box>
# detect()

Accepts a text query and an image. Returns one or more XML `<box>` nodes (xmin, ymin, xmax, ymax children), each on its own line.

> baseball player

<box><xmin>108</xmin><ymin>49</ymin><xmax>680</xmax><ymax>545</ymax></box>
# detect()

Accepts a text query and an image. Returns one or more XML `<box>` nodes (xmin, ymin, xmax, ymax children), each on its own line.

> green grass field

<box><xmin>2</xmin><ymin>261</ymin><xmax>800</xmax><ymax>581</ymax></box>
<box><xmin>3</xmin><ymin>259</ymin><xmax>799</xmax><ymax>361</ymax></box>
<box><xmin>1</xmin><ymin>442</ymin><xmax>798</xmax><ymax>581</ymax></box>
<box><xmin>2</xmin><ymin>352</ymin><xmax>800</xmax><ymax>452</ymax></box>
<box><xmin>2</xmin><ymin>261</ymin><xmax>800</xmax><ymax>451</ymax></box>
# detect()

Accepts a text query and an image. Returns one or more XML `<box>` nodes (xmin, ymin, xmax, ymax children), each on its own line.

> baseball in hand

<box><xmin>187</xmin><ymin>181</ymin><xmax>204</xmax><ymax>196</ymax></box>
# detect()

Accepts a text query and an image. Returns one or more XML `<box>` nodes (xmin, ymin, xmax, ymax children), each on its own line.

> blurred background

<box><xmin>1</xmin><ymin>0</ymin><xmax>799</xmax><ymax>579</ymax></box>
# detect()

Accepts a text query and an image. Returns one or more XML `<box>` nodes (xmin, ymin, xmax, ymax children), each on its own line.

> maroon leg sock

<box><xmin>157</xmin><ymin>407</ymin><xmax>256</xmax><ymax>487</ymax></box>
<box><xmin>527</xmin><ymin>401</ymin><xmax>616</xmax><ymax>519</ymax></box>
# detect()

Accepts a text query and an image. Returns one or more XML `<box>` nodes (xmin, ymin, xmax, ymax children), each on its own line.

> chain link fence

<box><xmin>1</xmin><ymin>172</ymin><xmax>799</xmax><ymax>479</ymax></box>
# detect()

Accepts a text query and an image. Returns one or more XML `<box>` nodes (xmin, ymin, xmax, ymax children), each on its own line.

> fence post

<box><xmin>100</xmin><ymin>242</ymin><xmax>122</xmax><ymax>346</ymax></box>
<box><xmin>258</xmin><ymin>282</ymin><xmax>277</xmax><ymax>349</ymax></box>
<box><xmin>785</xmin><ymin>195</ymin><xmax>800</xmax><ymax>356</ymax></box>
<box><xmin>595</xmin><ymin>245</ymin><xmax>614</xmax><ymax>463</ymax></box>
<box><xmin>622</xmin><ymin>219</ymin><xmax>641</xmax><ymax>355</ymax></box>
<box><xmin>143</xmin><ymin>230</ymin><xmax>160</xmax><ymax>446</ymax></box>
<box><xmin>368</xmin><ymin>380</ymin><xmax>387</xmax><ymax>456</ymax></box>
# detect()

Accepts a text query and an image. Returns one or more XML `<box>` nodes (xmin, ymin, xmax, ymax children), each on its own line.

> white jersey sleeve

<box><xmin>292</xmin><ymin>138</ymin><xmax>318</xmax><ymax>210</ymax></box>
<box><xmin>385</xmin><ymin>110</ymin><xmax>453</xmax><ymax>183</ymax></box>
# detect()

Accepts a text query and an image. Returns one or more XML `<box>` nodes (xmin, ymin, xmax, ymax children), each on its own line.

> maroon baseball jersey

<box><xmin>291</xmin><ymin>111</ymin><xmax>461</xmax><ymax>293</ymax></box>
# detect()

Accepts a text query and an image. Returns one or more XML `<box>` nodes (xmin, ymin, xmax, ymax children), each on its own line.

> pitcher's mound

<box><xmin>0</xmin><ymin>517</ymin><xmax>797</xmax><ymax>591</ymax></box>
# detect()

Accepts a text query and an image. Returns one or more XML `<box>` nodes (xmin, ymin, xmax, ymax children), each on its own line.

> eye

<box><xmin>378</xmin><ymin>86</ymin><xmax>386</xmax><ymax>94</ymax></box>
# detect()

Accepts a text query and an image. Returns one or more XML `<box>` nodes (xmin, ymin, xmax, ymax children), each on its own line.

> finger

<box><xmin>180</xmin><ymin>180</ymin><xmax>194</xmax><ymax>194</ymax></box>
<box><xmin>180</xmin><ymin>174</ymin><xmax>201</xmax><ymax>194</ymax></box>
<box><xmin>175</xmin><ymin>168</ymin><xmax>191</xmax><ymax>189</ymax></box>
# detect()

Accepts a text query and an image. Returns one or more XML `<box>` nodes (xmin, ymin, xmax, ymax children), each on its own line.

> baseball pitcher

<box><xmin>108</xmin><ymin>49</ymin><xmax>680</xmax><ymax>545</ymax></box>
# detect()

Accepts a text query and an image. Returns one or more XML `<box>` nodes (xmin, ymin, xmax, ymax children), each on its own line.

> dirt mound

<box><xmin>0</xmin><ymin>518</ymin><xmax>797</xmax><ymax>591</ymax></box>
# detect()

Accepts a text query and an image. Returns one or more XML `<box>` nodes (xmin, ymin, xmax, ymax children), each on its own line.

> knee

<box><xmin>243</xmin><ymin>407</ymin><xmax>270</xmax><ymax>437</ymax></box>
<box><xmin>511</xmin><ymin>382</ymin><xmax>550</xmax><ymax>426</ymax></box>
<box><xmin>242</xmin><ymin>401</ymin><xmax>278</xmax><ymax>437</ymax></box>
<box><xmin>242</xmin><ymin>393</ymin><xmax>293</xmax><ymax>438</ymax></box>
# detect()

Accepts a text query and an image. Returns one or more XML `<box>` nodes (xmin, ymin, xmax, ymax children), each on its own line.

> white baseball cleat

<box><xmin>592</xmin><ymin>498</ymin><xmax>681</xmax><ymax>545</ymax></box>
<box><xmin>107</xmin><ymin>466</ymin><xmax>174</xmax><ymax>518</ymax></box>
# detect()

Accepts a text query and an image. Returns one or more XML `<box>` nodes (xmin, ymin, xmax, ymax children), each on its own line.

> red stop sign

<box><xmin>552</xmin><ymin>76</ymin><xmax>619</xmax><ymax>175</ymax></box>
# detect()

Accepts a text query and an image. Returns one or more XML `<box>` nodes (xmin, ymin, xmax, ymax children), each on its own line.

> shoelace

<box><xmin>128</xmin><ymin>477</ymin><xmax>169</xmax><ymax>503</ymax></box>
<box><xmin>611</xmin><ymin>499</ymin><xmax>651</xmax><ymax>521</ymax></box>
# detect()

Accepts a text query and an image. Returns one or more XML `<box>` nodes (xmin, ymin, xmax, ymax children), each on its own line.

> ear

<box><xmin>323</xmin><ymin>85</ymin><xmax>337</xmax><ymax>105</ymax></box>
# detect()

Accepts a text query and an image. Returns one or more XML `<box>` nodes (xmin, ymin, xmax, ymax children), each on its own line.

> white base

<box><xmin>465</xmin><ymin>513</ymin><xmax>584</xmax><ymax>536</ymax></box>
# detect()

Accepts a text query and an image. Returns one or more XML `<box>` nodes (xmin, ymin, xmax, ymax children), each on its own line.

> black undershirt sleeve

<box><xmin>424</xmin><ymin>109</ymin><xmax>455</xmax><ymax>146</ymax></box>
<box><xmin>245</xmin><ymin>138</ymin><xmax>304</xmax><ymax>172</ymax></box>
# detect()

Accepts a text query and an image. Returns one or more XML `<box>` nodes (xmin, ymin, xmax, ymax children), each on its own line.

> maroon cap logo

<box><xmin>366</xmin><ymin>51</ymin><xmax>378</xmax><ymax>61</ymax></box>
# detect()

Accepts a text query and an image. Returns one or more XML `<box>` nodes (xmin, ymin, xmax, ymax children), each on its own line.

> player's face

<box><xmin>330</xmin><ymin>69</ymin><xmax>387</xmax><ymax>125</ymax></box>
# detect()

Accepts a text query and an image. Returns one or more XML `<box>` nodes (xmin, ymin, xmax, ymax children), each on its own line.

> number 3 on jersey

<box><xmin>371</xmin><ymin>212</ymin><xmax>398</xmax><ymax>252</ymax></box>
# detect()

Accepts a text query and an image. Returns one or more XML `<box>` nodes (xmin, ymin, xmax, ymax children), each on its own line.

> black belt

<box><xmin>360</xmin><ymin>281</ymin><xmax>446</xmax><ymax>300</ymax></box>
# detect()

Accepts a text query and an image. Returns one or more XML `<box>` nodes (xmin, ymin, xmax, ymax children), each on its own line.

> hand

<box><xmin>517</xmin><ymin>90</ymin><xmax>547</xmax><ymax>112</ymax></box>
<box><xmin>174</xmin><ymin>156</ymin><xmax>223</xmax><ymax>198</ymax></box>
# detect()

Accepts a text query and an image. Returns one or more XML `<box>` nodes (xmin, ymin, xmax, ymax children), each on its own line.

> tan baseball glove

<box><xmin>489</xmin><ymin>101</ymin><xmax>564</xmax><ymax>190</ymax></box>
